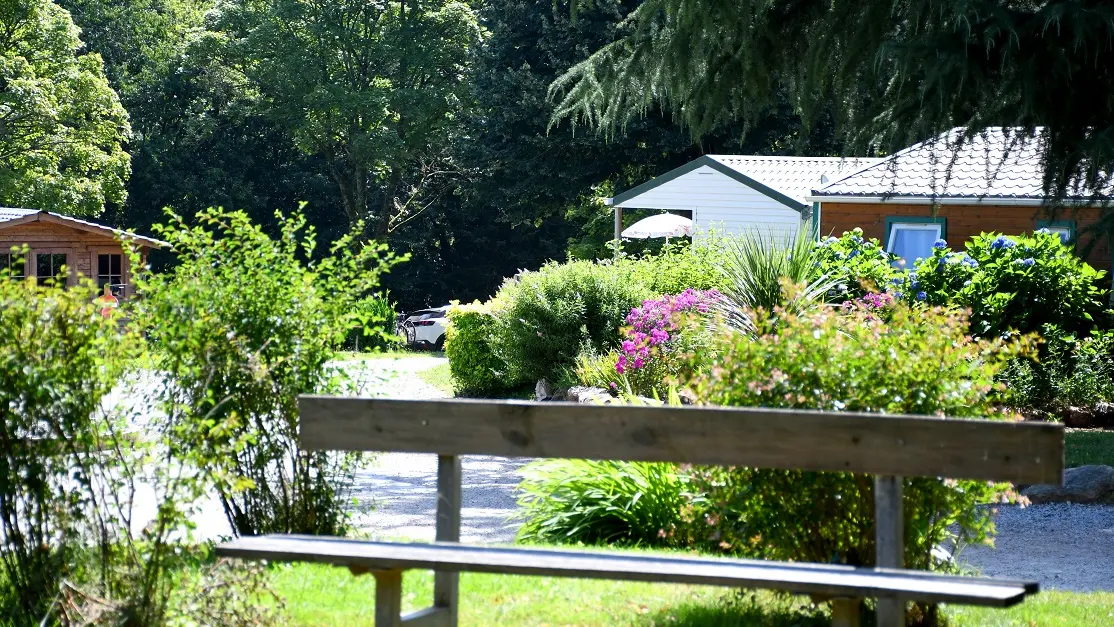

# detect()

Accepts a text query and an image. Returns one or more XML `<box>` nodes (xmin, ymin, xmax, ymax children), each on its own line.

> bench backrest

<box><xmin>298</xmin><ymin>397</ymin><xmax>1063</xmax><ymax>484</ymax></box>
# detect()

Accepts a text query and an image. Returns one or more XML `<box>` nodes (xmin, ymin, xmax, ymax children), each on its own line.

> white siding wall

<box><xmin>616</xmin><ymin>165</ymin><xmax>804</xmax><ymax>241</ymax></box>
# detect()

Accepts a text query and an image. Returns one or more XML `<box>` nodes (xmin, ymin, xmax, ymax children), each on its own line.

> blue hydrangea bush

<box><xmin>813</xmin><ymin>227</ymin><xmax>903</xmax><ymax>299</ymax></box>
<box><xmin>906</xmin><ymin>230</ymin><xmax>1107</xmax><ymax>337</ymax></box>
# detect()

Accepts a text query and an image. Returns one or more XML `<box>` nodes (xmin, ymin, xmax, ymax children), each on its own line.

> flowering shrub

<box><xmin>813</xmin><ymin>227</ymin><xmax>903</xmax><ymax>299</ymax></box>
<box><xmin>574</xmin><ymin>289</ymin><xmax>720</xmax><ymax>398</ymax></box>
<box><xmin>908</xmin><ymin>230</ymin><xmax>1107</xmax><ymax>337</ymax></box>
<box><xmin>617</xmin><ymin>288</ymin><xmax>721</xmax><ymax>374</ymax></box>
<box><xmin>840</xmin><ymin>291</ymin><xmax>896</xmax><ymax>322</ymax></box>
<box><xmin>679</xmin><ymin>303</ymin><xmax>1030</xmax><ymax>574</ymax></box>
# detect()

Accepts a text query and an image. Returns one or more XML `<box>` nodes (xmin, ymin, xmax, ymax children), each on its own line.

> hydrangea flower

<box><xmin>961</xmin><ymin>255</ymin><xmax>979</xmax><ymax>268</ymax></box>
<box><xmin>916</xmin><ymin>291</ymin><xmax>927</xmax><ymax>301</ymax></box>
<box><xmin>1014</xmin><ymin>257</ymin><xmax>1036</xmax><ymax>268</ymax></box>
<box><xmin>933</xmin><ymin>239</ymin><xmax>948</xmax><ymax>249</ymax></box>
<box><xmin>990</xmin><ymin>235</ymin><xmax>1017</xmax><ymax>250</ymax></box>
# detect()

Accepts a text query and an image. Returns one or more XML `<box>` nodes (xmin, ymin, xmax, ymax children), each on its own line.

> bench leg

<box><xmin>434</xmin><ymin>454</ymin><xmax>462</xmax><ymax>627</ymax></box>
<box><xmin>374</xmin><ymin>570</ymin><xmax>403</xmax><ymax>627</ymax></box>
<box><xmin>875</xmin><ymin>475</ymin><xmax>905</xmax><ymax>627</ymax></box>
<box><xmin>830</xmin><ymin>597</ymin><xmax>860</xmax><ymax>627</ymax></box>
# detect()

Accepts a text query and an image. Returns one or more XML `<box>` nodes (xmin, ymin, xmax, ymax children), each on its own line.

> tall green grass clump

<box><xmin>517</xmin><ymin>460</ymin><xmax>686</xmax><ymax>546</ymax></box>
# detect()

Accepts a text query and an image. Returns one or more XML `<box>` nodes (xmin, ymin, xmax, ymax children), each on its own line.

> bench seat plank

<box><xmin>216</xmin><ymin>536</ymin><xmax>1036</xmax><ymax>608</ymax></box>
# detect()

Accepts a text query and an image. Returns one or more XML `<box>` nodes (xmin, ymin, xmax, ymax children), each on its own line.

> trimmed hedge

<box><xmin>445</xmin><ymin>300</ymin><xmax>511</xmax><ymax>394</ymax></box>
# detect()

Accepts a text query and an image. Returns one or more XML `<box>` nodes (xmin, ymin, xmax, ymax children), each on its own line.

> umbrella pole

<box><xmin>613</xmin><ymin>206</ymin><xmax>623</xmax><ymax>259</ymax></box>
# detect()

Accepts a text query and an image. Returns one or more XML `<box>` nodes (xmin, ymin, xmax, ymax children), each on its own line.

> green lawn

<box><xmin>417</xmin><ymin>362</ymin><xmax>455</xmax><ymax>395</ymax></box>
<box><xmin>266</xmin><ymin>561</ymin><xmax>1113</xmax><ymax>626</ymax></box>
<box><xmin>1064</xmin><ymin>429</ymin><xmax>1114</xmax><ymax>468</ymax></box>
<box><xmin>334</xmin><ymin>349</ymin><xmax>441</xmax><ymax>361</ymax></box>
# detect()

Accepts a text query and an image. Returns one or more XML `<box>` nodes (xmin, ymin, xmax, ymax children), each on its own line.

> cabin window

<box><xmin>97</xmin><ymin>253</ymin><xmax>124</xmax><ymax>295</ymax></box>
<box><xmin>1</xmin><ymin>253</ymin><xmax>25</xmax><ymax>279</ymax></box>
<box><xmin>35</xmin><ymin>253</ymin><xmax>67</xmax><ymax>286</ymax></box>
<box><xmin>885</xmin><ymin>218</ymin><xmax>946</xmax><ymax>268</ymax></box>
<box><xmin>1037</xmin><ymin>220</ymin><xmax>1074</xmax><ymax>244</ymax></box>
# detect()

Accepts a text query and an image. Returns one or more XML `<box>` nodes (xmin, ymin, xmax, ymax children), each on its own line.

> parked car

<box><xmin>398</xmin><ymin>305</ymin><xmax>450</xmax><ymax>350</ymax></box>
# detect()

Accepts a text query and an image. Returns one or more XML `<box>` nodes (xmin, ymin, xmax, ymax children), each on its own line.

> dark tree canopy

<box><xmin>551</xmin><ymin>0</ymin><xmax>1114</xmax><ymax>200</ymax></box>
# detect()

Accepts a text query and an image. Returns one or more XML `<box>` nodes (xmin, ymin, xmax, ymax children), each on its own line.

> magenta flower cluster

<box><xmin>616</xmin><ymin>288</ymin><xmax>721</xmax><ymax>374</ymax></box>
<box><xmin>840</xmin><ymin>291</ymin><xmax>895</xmax><ymax>321</ymax></box>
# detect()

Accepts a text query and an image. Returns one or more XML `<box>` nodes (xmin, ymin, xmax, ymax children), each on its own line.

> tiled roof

<box><xmin>0</xmin><ymin>208</ymin><xmax>165</xmax><ymax>247</ymax></box>
<box><xmin>813</xmin><ymin>128</ymin><xmax>1095</xmax><ymax>200</ymax></box>
<box><xmin>0</xmin><ymin>207</ymin><xmax>37</xmax><ymax>221</ymax></box>
<box><xmin>708</xmin><ymin>155</ymin><xmax>882</xmax><ymax>205</ymax></box>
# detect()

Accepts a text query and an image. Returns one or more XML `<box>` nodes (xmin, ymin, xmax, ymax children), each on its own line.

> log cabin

<box><xmin>0</xmin><ymin>208</ymin><xmax>164</xmax><ymax>297</ymax></box>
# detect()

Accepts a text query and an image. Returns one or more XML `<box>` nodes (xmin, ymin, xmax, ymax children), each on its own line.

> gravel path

<box><xmin>343</xmin><ymin>356</ymin><xmax>527</xmax><ymax>544</ymax></box>
<box><xmin>958</xmin><ymin>503</ymin><xmax>1114</xmax><ymax>592</ymax></box>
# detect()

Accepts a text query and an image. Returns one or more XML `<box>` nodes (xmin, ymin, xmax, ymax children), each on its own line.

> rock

<box><xmin>1022</xmin><ymin>465</ymin><xmax>1114</xmax><ymax>504</ymax></box>
<box><xmin>535</xmin><ymin>378</ymin><xmax>555</xmax><ymax>402</ymax></box>
<box><xmin>566</xmin><ymin>386</ymin><xmax>613</xmax><ymax>404</ymax></box>
<box><xmin>676</xmin><ymin>389</ymin><xmax>698</xmax><ymax>406</ymax></box>
<box><xmin>1059</xmin><ymin>403</ymin><xmax>1114</xmax><ymax>428</ymax></box>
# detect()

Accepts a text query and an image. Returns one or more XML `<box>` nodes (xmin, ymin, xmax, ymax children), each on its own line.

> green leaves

<box><xmin>0</xmin><ymin>270</ymin><xmax>138</xmax><ymax>620</ymax></box>
<box><xmin>908</xmin><ymin>231</ymin><xmax>1107</xmax><ymax>338</ymax></box>
<box><xmin>132</xmin><ymin>207</ymin><xmax>404</xmax><ymax>537</ymax></box>
<box><xmin>0</xmin><ymin>0</ymin><xmax>130</xmax><ymax>216</ymax></box>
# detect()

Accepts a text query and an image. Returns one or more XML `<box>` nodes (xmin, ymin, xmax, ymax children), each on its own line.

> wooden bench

<box><xmin>217</xmin><ymin>398</ymin><xmax>1064</xmax><ymax>627</ymax></box>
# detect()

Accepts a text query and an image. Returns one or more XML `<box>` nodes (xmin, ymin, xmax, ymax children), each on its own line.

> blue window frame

<box><xmin>883</xmin><ymin>217</ymin><xmax>947</xmax><ymax>268</ymax></box>
<box><xmin>1036</xmin><ymin>220</ymin><xmax>1075</xmax><ymax>244</ymax></box>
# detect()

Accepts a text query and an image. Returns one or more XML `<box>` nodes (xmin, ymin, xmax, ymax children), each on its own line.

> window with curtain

<box><xmin>1045</xmin><ymin>226</ymin><xmax>1072</xmax><ymax>243</ymax></box>
<box><xmin>886</xmin><ymin>222</ymin><xmax>942</xmax><ymax>267</ymax></box>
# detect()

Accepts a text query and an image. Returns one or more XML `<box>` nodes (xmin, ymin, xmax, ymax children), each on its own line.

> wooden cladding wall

<box><xmin>0</xmin><ymin>221</ymin><xmax>133</xmax><ymax>289</ymax></box>
<box><xmin>819</xmin><ymin>202</ymin><xmax>1112</xmax><ymax>271</ymax></box>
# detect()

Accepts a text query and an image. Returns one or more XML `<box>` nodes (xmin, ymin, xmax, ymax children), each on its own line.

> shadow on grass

<box><xmin>642</xmin><ymin>591</ymin><xmax>843</xmax><ymax>627</ymax></box>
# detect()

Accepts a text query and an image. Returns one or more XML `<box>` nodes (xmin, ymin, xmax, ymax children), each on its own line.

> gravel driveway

<box><xmin>957</xmin><ymin>503</ymin><xmax>1114</xmax><ymax>592</ymax></box>
<box><xmin>343</xmin><ymin>356</ymin><xmax>526</xmax><ymax>544</ymax></box>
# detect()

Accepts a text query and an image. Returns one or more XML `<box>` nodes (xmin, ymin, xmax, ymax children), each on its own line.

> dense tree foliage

<box><xmin>551</xmin><ymin>0</ymin><xmax>1114</xmax><ymax>201</ymax></box>
<box><xmin>0</xmin><ymin>0</ymin><xmax>130</xmax><ymax>216</ymax></box>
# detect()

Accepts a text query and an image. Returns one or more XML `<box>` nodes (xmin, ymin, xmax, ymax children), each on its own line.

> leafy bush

<box><xmin>492</xmin><ymin>260</ymin><xmax>652</xmax><ymax>382</ymax></box>
<box><xmin>516</xmin><ymin>460</ymin><xmax>685</xmax><ymax>546</ymax></box>
<box><xmin>0</xmin><ymin>270</ymin><xmax>137</xmax><ymax>621</ymax></box>
<box><xmin>345</xmin><ymin>292</ymin><xmax>401</xmax><ymax>352</ymax></box>
<box><xmin>680</xmin><ymin>303</ymin><xmax>1028</xmax><ymax>571</ymax></box>
<box><xmin>135</xmin><ymin>208</ymin><xmax>401</xmax><ymax>537</ymax></box>
<box><xmin>617</xmin><ymin>237</ymin><xmax>732</xmax><ymax>295</ymax></box>
<box><xmin>814</xmin><ymin>227</ymin><xmax>903</xmax><ymax>298</ymax></box>
<box><xmin>445</xmin><ymin>300</ymin><xmax>511</xmax><ymax>393</ymax></box>
<box><xmin>1002</xmin><ymin>327</ymin><xmax>1114</xmax><ymax>413</ymax></box>
<box><xmin>908</xmin><ymin>231</ymin><xmax>1107</xmax><ymax>337</ymax></box>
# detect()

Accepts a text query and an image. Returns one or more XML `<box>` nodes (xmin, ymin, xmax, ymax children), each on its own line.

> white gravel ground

<box><xmin>341</xmin><ymin>356</ymin><xmax>526</xmax><ymax>544</ymax></box>
<box><xmin>958</xmin><ymin>503</ymin><xmax>1114</xmax><ymax>592</ymax></box>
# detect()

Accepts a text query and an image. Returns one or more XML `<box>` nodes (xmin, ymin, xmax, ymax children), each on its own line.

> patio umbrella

<box><xmin>621</xmin><ymin>213</ymin><xmax>693</xmax><ymax>239</ymax></box>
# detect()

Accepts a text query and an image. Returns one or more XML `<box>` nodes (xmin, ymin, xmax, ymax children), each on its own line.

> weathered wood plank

<box><xmin>298</xmin><ymin>397</ymin><xmax>1064</xmax><ymax>484</ymax></box>
<box><xmin>875</xmin><ymin>475</ymin><xmax>906</xmax><ymax>626</ymax></box>
<box><xmin>216</xmin><ymin>536</ymin><xmax>1036</xmax><ymax>607</ymax></box>
<box><xmin>433</xmin><ymin>455</ymin><xmax>461</xmax><ymax>627</ymax></box>
<box><xmin>401</xmin><ymin>607</ymin><xmax>450</xmax><ymax>627</ymax></box>
<box><xmin>374</xmin><ymin>570</ymin><xmax>403</xmax><ymax>627</ymax></box>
